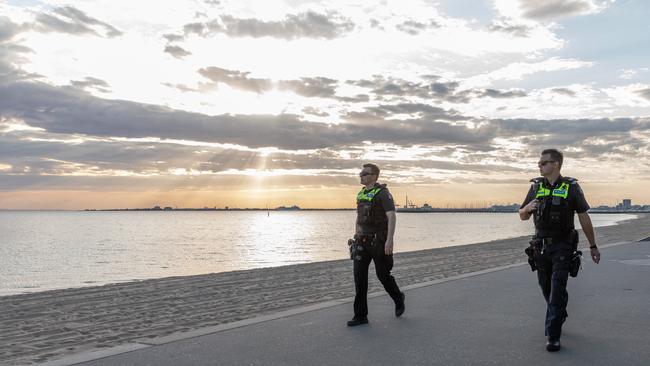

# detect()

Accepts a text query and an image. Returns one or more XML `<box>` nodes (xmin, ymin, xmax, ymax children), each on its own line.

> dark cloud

<box><xmin>0</xmin><ymin>16</ymin><xmax>25</xmax><ymax>42</ymax></box>
<box><xmin>198</xmin><ymin>66</ymin><xmax>272</xmax><ymax>93</ymax></box>
<box><xmin>636</xmin><ymin>88</ymin><xmax>650</xmax><ymax>101</ymax></box>
<box><xmin>351</xmin><ymin>76</ymin><xmax>471</xmax><ymax>103</ymax></box>
<box><xmin>347</xmin><ymin>75</ymin><xmax>530</xmax><ymax>103</ymax></box>
<box><xmin>162</xmin><ymin>82</ymin><xmax>204</xmax><ymax>93</ymax></box>
<box><xmin>2</xmin><ymin>71</ymin><xmax>648</xmax><ymax>182</ymax></box>
<box><xmin>70</xmin><ymin>77</ymin><xmax>110</xmax><ymax>93</ymax></box>
<box><xmin>335</xmin><ymin>94</ymin><xmax>370</xmax><ymax>103</ymax></box>
<box><xmin>517</xmin><ymin>0</ymin><xmax>599</xmax><ymax>21</ymax></box>
<box><xmin>176</xmin><ymin>11</ymin><xmax>355</xmax><ymax>40</ymax></box>
<box><xmin>479</xmin><ymin>89</ymin><xmax>527</xmax><ymax>98</ymax></box>
<box><xmin>1</xmin><ymin>79</ymin><xmax>649</xmax><ymax>193</ymax></box>
<box><xmin>0</xmin><ymin>18</ymin><xmax>39</xmax><ymax>83</ymax></box>
<box><xmin>278</xmin><ymin>77</ymin><xmax>338</xmax><ymax>98</ymax></box>
<box><xmin>35</xmin><ymin>6</ymin><xmax>122</xmax><ymax>38</ymax></box>
<box><xmin>492</xmin><ymin>118</ymin><xmax>650</xmax><ymax>153</ymax></box>
<box><xmin>164</xmin><ymin>45</ymin><xmax>192</xmax><ymax>59</ymax></box>
<box><xmin>302</xmin><ymin>107</ymin><xmax>329</xmax><ymax>117</ymax></box>
<box><xmin>162</xmin><ymin>33</ymin><xmax>185</xmax><ymax>43</ymax></box>
<box><xmin>0</xmin><ymin>80</ymin><xmax>497</xmax><ymax>150</ymax></box>
<box><xmin>395</xmin><ymin>19</ymin><xmax>439</xmax><ymax>35</ymax></box>
<box><xmin>369</xmin><ymin>18</ymin><xmax>383</xmax><ymax>30</ymax></box>
<box><xmin>196</xmin><ymin>66</ymin><xmax>352</xmax><ymax>100</ymax></box>
<box><xmin>349</xmin><ymin>76</ymin><xmax>469</xmax><ymax>103</ymax></box>
<box><xmin>488</xmin><ymin>19</ymin><xmax>531</xmax><ymax>37</ymax></box>
<box><xmin>0</xmin><ymin>127</ymin><xmax>526</xmax><ymax>192</ymax></box>
<box><xmin>551</xmin><ymin>88</ymin><xmax>576</xmax><ymax>97</ymax></box>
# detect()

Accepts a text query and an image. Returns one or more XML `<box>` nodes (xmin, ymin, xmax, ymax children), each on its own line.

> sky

<box><xmin>1</xmin><ymin>0</ymin><xmax>649</xmax><ymax>209</ymax></box>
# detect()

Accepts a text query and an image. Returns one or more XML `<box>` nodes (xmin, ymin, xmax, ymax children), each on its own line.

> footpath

<box><xmin>44</xmin><ymin>238</ymin><xmax>650</xmax><ymax>366</ymax></box>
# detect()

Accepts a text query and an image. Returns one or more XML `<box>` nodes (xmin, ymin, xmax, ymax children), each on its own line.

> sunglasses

<box><xmin>359</xmin><ymin>172</ymin><xmax>375</xmax><ymax>177</ymax></box>
<box><xmin>538</xmin><ymin>160</ymin><xmax>556</xmax><ymax>166</ymax></box>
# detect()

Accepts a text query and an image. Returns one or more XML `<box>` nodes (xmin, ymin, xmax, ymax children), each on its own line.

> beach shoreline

<box><xmin>1</xmin><ymin>214</ymin><xmax>649</xmax><ymax>365</ymax></box>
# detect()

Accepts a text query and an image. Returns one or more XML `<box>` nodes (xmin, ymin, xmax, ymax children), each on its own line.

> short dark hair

<box><xmin>362</xmin><ymin>163</ymin><xmax>380</xmax><ymax>176</ymax></box>
<box><xmin>541</xmin><ymin>149</ymin><xmax>563</xmax><ymax>168</ymax></box>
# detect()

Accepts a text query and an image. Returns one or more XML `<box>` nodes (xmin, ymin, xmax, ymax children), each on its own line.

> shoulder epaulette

<box><xmin>563</xmin><ymin>176</ymin><xmax>579</xmax><ymax>184</ymax></box>
<box><xmin>530</xmin><ymin>177</ymin><xmax>544</xmax><ymax>183</ymax></box>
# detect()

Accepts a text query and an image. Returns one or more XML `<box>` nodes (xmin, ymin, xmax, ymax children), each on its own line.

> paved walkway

<box><xmin>45</xmin><ymin>240</ymin><xmax>650</xmax><ymax>366</ymax></box>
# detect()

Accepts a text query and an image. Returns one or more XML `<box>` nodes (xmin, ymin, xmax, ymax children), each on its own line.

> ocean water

<box><xmin>0</xmin><ymin>211</ymin><xmax>636</xmax><ymax>296</ymax></box>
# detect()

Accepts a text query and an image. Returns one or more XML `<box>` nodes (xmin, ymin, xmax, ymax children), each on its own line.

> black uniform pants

<box><xmin>353</xmin><ymin>233</ymin><xmax>402</xmax><ymax>317</ymax></box>
<box><xmin>535</xmin><ymin>239</ymin><xmax>573</xmax><ymax>339</ymax></box>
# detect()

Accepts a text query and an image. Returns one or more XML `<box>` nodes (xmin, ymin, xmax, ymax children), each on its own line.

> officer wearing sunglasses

<box><xmin>519</xmin><ymin>149</ymin><xmax>601</xmax><ymax>352</ymax></box>
<box><xmin>347</xmin><ymin>163</ymin><xmax>405</xmax><ymax>326</ymax></box>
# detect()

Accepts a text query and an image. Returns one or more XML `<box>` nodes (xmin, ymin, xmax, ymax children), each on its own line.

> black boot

<box><xmin>347</xmin><ymin>316</ymin><xmax>368</xmax><ymax>326</ymax></box>
<box><xmin>395</xmin><ymin>292</ymin><xmax>406</xmax><ymax>317</ymax></box>
<box><xmin>546</xmin><ymin>337</ymin><xmax>561</xmax><ymax>352</ymax></box>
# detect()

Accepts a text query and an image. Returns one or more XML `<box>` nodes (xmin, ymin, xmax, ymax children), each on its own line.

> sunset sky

<box><xmin>1</xmin><ymin>0</ymin><xmax>649</xmax><ymax>209</ymax></box>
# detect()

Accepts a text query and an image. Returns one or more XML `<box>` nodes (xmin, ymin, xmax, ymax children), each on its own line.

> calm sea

<box><xmin>0</xmin><ymin>211</ymin><xmax>636</xmax><ymax>296</ymax></box>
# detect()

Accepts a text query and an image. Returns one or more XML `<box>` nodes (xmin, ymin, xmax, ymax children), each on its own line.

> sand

<box><xmin>1</xmin><ymin>214</ymin><xmax>648</xmax><ymax>365</ymax></box>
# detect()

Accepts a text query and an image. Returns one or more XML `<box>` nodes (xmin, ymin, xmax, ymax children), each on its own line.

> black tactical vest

<box><xmin>532</xmin><ymin>177</ymin><xmax>576</xmax><ymax>235</ymax></box>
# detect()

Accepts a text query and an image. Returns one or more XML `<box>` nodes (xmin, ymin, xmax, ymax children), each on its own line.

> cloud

<box><xmin>488</xmin><ymin>19</ymin><xmax>532</xmax><ymax>37</ymax></box>
<box><xmin>2</xmin><ymin>79</ymin><xmax>649</xmax><ymax>192</ymax></box>
<box><xmin>349</xmin><ymin>76</ymin><xmax>472</xmax><ymax>103</ymax></box>
<box><xmin>302</xmin><ymin>107</ymin><xmax>329</xmax><ymax>117</ymax></box>
<box><xmin>551</xmin><ymin>88</ymin><xmax>576</xmax><ymax>97</ymax></box>
<box><xmin>174</xmin><ymin>11</ymin><xmax>355</xmax><ymax>40</ymax></box>
<box><xmin>164</xmin><ymin>45</ymin><xmax>192</xmax><ymax>59</ymax></box>
<box><xmin>493</xmin><ymin>117</ymin><xmax>646</xmax><ymax>143</ymax></box>
<box><xmin>479</xmin><ymin>89</ymin><xmax>527</xmax><ymax>98</ymax></box>
<box><xmin>195</xmin><ymin>66</ymin><xmax>360</xmax><ymax>100</ymax></box>
<box><xmin>348</xmin><ymin>75</ymin><xmax>527</xmax><ymax>103</ymax></box>
<box><xmin>517</xmin><ymin>0</ymin><xmax>608</xmax><ymax>21</ymax></box>
<box><xmin>619</xmin><ymin>67</ymin><xmax>649</xmax><ymax>80</ymax></box>
<box><xmin>34</xmin><ymin>6</ymin><xmax>122</xmax><ymax>38</ymax></box>
<box><xmin>335</xmin><ymin>94</ymin><xmax>370</xmax><ymax>103</ymax></box>
<box><xmin>70</xmin><ymin>77</ymin><xmax>110</xmax><ymax>93</ymax></box>
<box><xmin>495</xmin><ymin>0</ymin><xmax>610</xmax><ymax>21</ymax></box>
<box><xmin>0</xmin><ymin>16</ymin><xmax>24</xmax><ymax>42</ymax></box>
<box><xmin>466</xmin><ymin>57</ymin><xmax>594</xmax><ymax>87</ymax></box>
<box><xmin>277</xmin><ymin>77</ymin><xmax>338</xmax><ymax>98</ymax></box>
<box><xmin>395</xmin><ymin>19</ymin><xmax>439</xmax><ymax>35</ymax></box>
<box><xmin>198</xmin><ymin>66</ymin><xmax>272</xmax><ymax>93</ymax></box>
<box><xmin>637</xmin><ymin>88</ymin><xmax>650</xmax><ymax>101</ymax></box>
<box><xmin>0</xmin><ymin>17</ymin><xmax>39</xmax><ymax>83</ymax></box>
<box><xmin>0</xmin><ymin>80</ymin><xmax>499</xmax><ymax>150</ymax></box>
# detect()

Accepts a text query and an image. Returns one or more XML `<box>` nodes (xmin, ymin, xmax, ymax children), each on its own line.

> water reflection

<box><xmin>0</xmin><ymin>211</ymin><xmax>637</xmax><ymax>295</ymax></box>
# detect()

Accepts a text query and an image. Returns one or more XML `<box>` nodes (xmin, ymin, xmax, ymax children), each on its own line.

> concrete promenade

<box><xmin>46</xmin><ymin>239</ymin><xmax>650</xmax><ymax>366</ymax></box>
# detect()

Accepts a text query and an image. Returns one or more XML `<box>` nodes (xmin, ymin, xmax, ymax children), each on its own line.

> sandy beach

<box><xmin>2</xmin><ymin>214</ymin><xmax>649</xmax><ymax>365</ymax></box>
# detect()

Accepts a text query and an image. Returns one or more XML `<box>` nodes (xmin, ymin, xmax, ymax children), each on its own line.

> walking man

<box><xmin>347</xmin><ymin>163</ymin><xmax>405</xmax><ymax>326</ymax></box>
<box><xmin>519</xmin><ymin>149</ymin><xmax>601</xmax><ymax>351</ymax></box>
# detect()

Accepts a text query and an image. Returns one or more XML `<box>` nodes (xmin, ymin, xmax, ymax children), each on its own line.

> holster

<box><xmin>525</xmin><ymin>236</ymin><xmax>541</xmax><ymax>272</ymax></box>
<box><xmin>570</xmin><ymin>250</ymin><xmax>582</xmax><ymax>277</ymax></box>
<box><xmin>348</xmin><ymin>235</ymin><xmax>372</xmax><ymax>260</ymax></box>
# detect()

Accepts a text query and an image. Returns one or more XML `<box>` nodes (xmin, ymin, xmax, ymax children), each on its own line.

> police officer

<box><xmin>347</xmin><ymin>163</ymin><xmax>405</xmax><ymax>326</ymax></box>
<box><xmin>519</xmin><ymin>149</ymin><xmax>601</xmax><ymax>352</ymax></box>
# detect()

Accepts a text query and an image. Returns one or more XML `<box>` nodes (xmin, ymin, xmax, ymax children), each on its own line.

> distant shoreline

<box><xmin>2</xmin><ymin>208</ymin><xmax>649</xmax><ymax>213</ymax></box>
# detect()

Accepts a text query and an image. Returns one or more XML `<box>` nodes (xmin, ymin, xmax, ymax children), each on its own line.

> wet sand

<box><xmin>1</xmin><ymin>214</ymin><xmax>649</xmax><ymax>365</ymax></box>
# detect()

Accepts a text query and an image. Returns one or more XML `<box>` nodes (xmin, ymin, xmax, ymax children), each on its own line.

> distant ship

<box><xmin>396</xmin><ymin>196</ymin><xmax>436</xmax><ymax>212</ymax></box>
<box><xmin>276</xmin><ymin>205</ymin><xmax>301</xmax><ymax>210</ymax></box>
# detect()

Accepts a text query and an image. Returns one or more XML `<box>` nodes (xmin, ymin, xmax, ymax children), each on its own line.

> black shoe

<box><xmin>395</xmin><ymin>292</ymin><xmax>406</xmax><ymax>317</ymax></box>
<box><xmin>347</xmin><ymin>316</ymin><xmax>368</xmax><ymax>326</ymax></box>
<box><xmin>546</xmin><ymin>337</ymin><xmax>561</xmax><ymax>352</ymax></box>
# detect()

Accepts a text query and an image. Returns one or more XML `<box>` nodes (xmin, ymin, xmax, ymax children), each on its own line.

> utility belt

<box><xmin>348</xmin><ymin>232</ymin><xmax>386</xmax><ymax>260</ymax></box>
<box><xmin>535</xmin><ymin>229</ymin><xmax>578</xmax><ymax>248</ymax></box>
<box><xmin>525</xmin><ymin>229</ymin><xmax>582</xmax><ymax>277</ymax></box>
